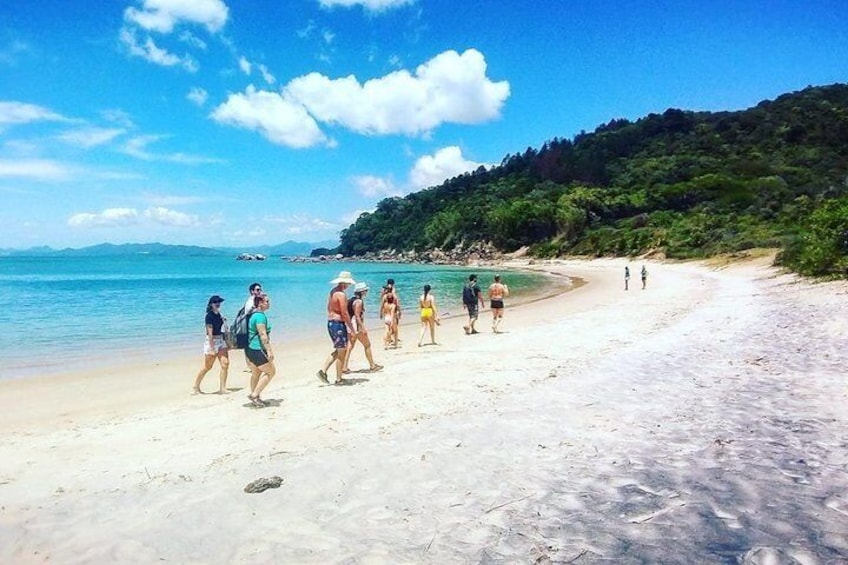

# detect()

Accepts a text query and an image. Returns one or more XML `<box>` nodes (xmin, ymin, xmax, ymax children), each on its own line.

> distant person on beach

<box><xmin>193</xmin><ymin>295</ymin><xmax>229</xmax><ymax>395</ymax></box>
<box><xmin>462</xmin><ymin>274</ymin><xmax>485</xmax><ymax>335</ymax></box>
<box><xmin>343</xmin><ymin>282</ymin><xmax>383</xmax><ymax>374</ymax></box>
<box><xmin>641</xmin><ymin>265</ymin><xmax>648</xmax><ymax>290</ymax></box>
<box><xmin>317</xmin><ymin>271</ymin><xmax>356</xmax><ymax>385</ymax></box>
<box><xmin>624</xmin><ymin>266</ymin><xmax>630</xmax><ymax>291</ymax></box>
<box><xmin>488</xmin><ymin>275</ymin><xmax>509</xmax><ymax>333</ymax></box>
<box><xmin>417</xmin><ymin>284</ymin><xmax>441</xmax><ymax>347</ymax></box>
<box><xmin>246</xmin><ymin>293</ymin><xmax>276</xmax><ymax>407</ymax></box>
<box><xmin>380</xmin><ymin>293</ymin><xmax>399</xmax><ymax>349</ymax></box>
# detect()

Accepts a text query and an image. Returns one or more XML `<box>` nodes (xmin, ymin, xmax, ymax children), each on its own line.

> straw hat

<box><xmin>330</xmin><ymin>270</ymin><xmax>356</xmax><ymax>285</ymax></box>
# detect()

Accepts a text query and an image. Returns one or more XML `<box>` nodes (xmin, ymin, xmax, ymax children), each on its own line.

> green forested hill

<box><xmin>339</xmin><ymin>84</ymin><xmax>848</xmax><ymax>276</ymax></box>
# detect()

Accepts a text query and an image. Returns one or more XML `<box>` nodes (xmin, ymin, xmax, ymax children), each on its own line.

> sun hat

<box><xmin>354</xmin><ymin>281</ymin><xmax>369</xmax><ymax>293</ymax></box>
<box><xmin>330</xmin><ymin>270</ymin><xmax>356</xmax><ymax>285</ymax></box>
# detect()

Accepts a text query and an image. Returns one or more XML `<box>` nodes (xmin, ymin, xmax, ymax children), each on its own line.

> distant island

<box><xmin>338</xmin><ymin>84</ymin><xmax>848</xmax><ymax>277</ymax></box>
<box><xmin>0</xmin><ymin>240</ymin><xmax>339</xmax><ymax>258</ymax></box>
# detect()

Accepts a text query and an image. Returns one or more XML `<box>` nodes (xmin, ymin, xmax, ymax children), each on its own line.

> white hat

<box><xmin>330</xmin><ymin>270</ymin><xmax>356</xmax><ymax>285</ymax></box>
<box><xmin>354</xmin><ymin>281</ymin><xmax>369</xmax><ymax>293</ymax></box>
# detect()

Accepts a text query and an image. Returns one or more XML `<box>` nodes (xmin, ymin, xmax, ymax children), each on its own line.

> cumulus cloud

<box><xmin>56</xmin><ymin>127</ymin><xmax>125</xmax><ymax>148</ymax></box>
<box><xmin>144</xmin><ymin>206</ymin><xmax>200</xmax><ymax>227</ymax></box>
<box><xmin>352</xmin><ymin>175</ymin><xmax>399</xmax><ymax>198</ymax></box>
<box><xmin>285</xmin><ymin>49</ymin><xmax>509</xmax><ymax>136</ymax></box>
<box><xmin>210</xmin><ymin>85</ymin><xmax>328</xmax><ymax>148</ymax></box>
<box><xmin>409</xmin><ymin>146</ymin><xmax>490</xmax><ymax>189</ymax></box>
<box><xmin>0</xmin><ymin>158</ymin><xmax>74</xmax><ymax>181</ymax></box>
<box><xmin>124</xmin><ymin>0</ymin><xmax>229</xmax><ymax>34</ymax></box>
<box><xmin>318</xmin><ymin>0</ymin><xmax>415</xmax><ymax>12</ymax></box>
<box><xmin>187</xmin><ymin>87</ymin><xmax>208</xmax><ymax>106</ymax></box>
<box><xmin>0</xmin><ymin>101</ymin><xmax>70</xmax><ymax>126</ymax></box>
<box><xmin>68</xmin><ymin>208</ymin><xmax>139</xmax><ymax>228</ymax></box>
<box><xmin>213</xmin><ymin>49</ymin><xmax>508</xmax><ymax>147</ymax></box>
<box><xmin>120</xmin><ymin>28</ymin><xmax>198</xmax><ymax>71</ymax></box>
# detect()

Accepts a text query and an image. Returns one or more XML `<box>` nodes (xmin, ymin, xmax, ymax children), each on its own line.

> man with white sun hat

<box><xmin>317</xmin><ymin>270</ymin><xmax>356</xmax><ymax>385</ymax></box>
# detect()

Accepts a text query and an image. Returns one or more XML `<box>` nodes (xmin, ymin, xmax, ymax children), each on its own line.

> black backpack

<box><xmin>462</xmin><ymin>282</ymin><xmax>476</xmax><ymax>305</ymax></box>
<box><xmin>230</xmin><ymin>306</ymin><xmax>252</xmax><ymax>349</ymax></box>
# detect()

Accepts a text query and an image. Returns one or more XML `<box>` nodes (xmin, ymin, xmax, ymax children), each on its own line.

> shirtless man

<box><xmin>317</xmin><ymin>271</ymin><xmax>356</xmax><ymax>385</ymax></box>
<box><xmin>488</xmin><ymin>274</ymin><xmax>510</xmax><ymax>333</ymax></box>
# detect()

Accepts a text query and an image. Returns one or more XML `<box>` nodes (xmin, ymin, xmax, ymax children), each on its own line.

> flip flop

<box><xmin>369</xmin><ymin>364</ymin><xmax>384</xmax><ymax>372</ymax></box>
<box><xmin>316</xmin><ymin>370</ymin><xmax>329</xmax><ymax>384</ymax></box>
<box><xmin>248</xmin><ymin>395</ymin><xmax>265</xmax><ymax>408</ymax></box>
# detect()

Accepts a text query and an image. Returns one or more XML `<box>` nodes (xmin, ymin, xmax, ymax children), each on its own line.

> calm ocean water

<box><xmin>0</xmin><ymin>256</ymin><xmax>561</xmax><ymax>380</ymax></box>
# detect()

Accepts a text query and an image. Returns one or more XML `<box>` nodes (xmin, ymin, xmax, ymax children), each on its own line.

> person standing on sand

<box><xmin>317</xmin><ymin>271</ymin><xmax>356</xmax><ymax>385</ymax></box>
<box><xmin>380</xmin><ymin>293</ymin><xmax>399</xmax><ymax>349</ymax></box>
<box><xmin>624</xmin><ymin>266</ymin><xmax>630</xmax><ymax>291</ymax></box>
<box><xmin>462</xmin><ymin>274</ymin><xmax>485</xmax><ymax>335</ymax></box>
<box><xmin>380</xmin><ymin>278</ymin><xmax>402</xmax><ymax>343</ymax></box>
<box><xmin>343</xmin><ymin>282</ymin><xmax>383</xmax><ymax>374</ymax></box>
<box><xmin>193</xmin><ymin>295</ymin><xmax>229</xmax><ymax>394</ymax></box>
<box><xmin>246</xmin><ymin>293</ymin><xmax>276</xmax><ymax>407</ymax></box>
<box><xmin>417</xmin><ymin>284</ymin><xmax>441</xmax><ymax>347</ymax></box>
<box><xmin>641</xmin><ymin>265</ymin><xmax>648</xmax><ymax>290</ymax></box>
<box><xmin>241</xmin><ymin>282</ymin><xmax>263</xmax><ymax>372</ymax></box>
<box><xmin>488</xmin><ymin>274</ymin><xmax>509</xmax><ymax>333</ymax></box>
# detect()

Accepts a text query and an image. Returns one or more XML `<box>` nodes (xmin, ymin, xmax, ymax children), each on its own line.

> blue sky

<box><xmin>1</xmin><ymin>0</ymin><xmax>847</xmax><ymax>249</ymax></box>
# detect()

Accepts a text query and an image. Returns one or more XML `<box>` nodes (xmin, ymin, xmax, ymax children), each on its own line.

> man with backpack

<box><xmin>236</xmin><ymin>282</ymin><xmax>263</xmax><ymax>370</ymax></box>
<box><xmin>462</xmin><ymin>274</ymin><xmax>485</xmax><ymax>335</ymax></box>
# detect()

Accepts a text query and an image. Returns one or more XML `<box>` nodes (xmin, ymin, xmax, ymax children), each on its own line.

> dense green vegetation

<box><xmin>339</xmin><ymin>84</ymin><xmax>848</xmax><ymax>277</ymax></box>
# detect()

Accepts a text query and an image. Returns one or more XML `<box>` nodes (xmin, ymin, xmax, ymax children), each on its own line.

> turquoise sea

<box><xmin>0</xmin><ymin>256</ymin><xmax>561</xmax><ymax>380</ymax></box>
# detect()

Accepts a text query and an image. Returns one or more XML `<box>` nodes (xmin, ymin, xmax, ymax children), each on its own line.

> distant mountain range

<box><xmin>0</xmin><ymin>240</ymin><xmax>339</xmax><ymax>258</ymax></box>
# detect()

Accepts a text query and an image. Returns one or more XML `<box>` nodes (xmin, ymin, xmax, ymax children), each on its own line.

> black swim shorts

<box><xmin>246</xmin><ymin>347</ymin><xmax>270</xmax><ymax>366</ymax></box>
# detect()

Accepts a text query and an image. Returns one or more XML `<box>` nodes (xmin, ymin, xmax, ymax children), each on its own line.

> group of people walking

<box><xmin>192</xmin><ymin>270</ymin><xmax>510</xmax><ymax>406</ymax></box>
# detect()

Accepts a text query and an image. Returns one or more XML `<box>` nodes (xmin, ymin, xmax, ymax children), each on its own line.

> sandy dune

<box><xmin>1</xmin><ymin>257</ymin><xmax>846</xmax><ymax>564</ymax></box>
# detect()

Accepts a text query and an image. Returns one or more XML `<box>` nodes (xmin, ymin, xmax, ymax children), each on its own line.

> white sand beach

<box><xmin>1</xmin><ymin>257</ymin><xmax>847</xmax><ymax>563</ymax></box>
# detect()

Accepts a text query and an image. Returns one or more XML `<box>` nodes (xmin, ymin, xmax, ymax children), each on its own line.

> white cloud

<box><xmin>101</xmin><ymin>109</ymin><xmax>135</xmax><ymax>128</ymax></box>
<box><xmin>341</xmin><ymin>209</ymin><xmax>372</xmax><ymax>224</ymax></box>
<box><xmin>318</xmin><ymin>0</ymin><xmax>415</xmax><ymax>12</ymax></box>
<box><xmin>144</xmin><ymin>193</ymin><xmax>205</xmax><ymax>206</ymax></box>
<box><xmin>210</xmin><ymin>85</ymin><xmax>329</xmax><ymax>148</ymax></box>
<box><xmin>0</xmin><ymin>158</ymin><xmax>74</xmax><ymax>181</ymax></box>
<box><xmin>258</xmin><ymin>64</ymin><xmax>276</xmax><ymax>85</ymax></box>
<box><xmin>120</xmin><ymin>28</ymin><xmax>198</xmax><ymax>72</ymax></box>
<box><xmin>68</xmin><ymin>208</ymin><xmax>140</xmax><ymax>228</ymax></box>
<box><xmin>323</xmin><ymin>30</ymin><xmax>335</xmax><ymax>44</ymax></box>
<box><xmin>68</xmin><ymin>206</ymin><xmax>201</xmax><ymax>228</ymax></box>
<box><xmin>0</xmin><ymin>101</ymin><xmax>69</xmax><ymax>126</ymax></box>
<box><xmin>187</xmin><ymin>87</ymin><xmax>208</xmax><ymax>106</ymax></box>
<box><xmin>352</xmin><ymin>175</ymin><xmax>399</xmax><ymax>197</ymax></box>
<box><xmin>144</xmin><ymin>206</ymin><xmax>200</xmax><ymax>227</ymax></box>
<box><xmin>121</xmin><ymin>134</ymin><xmax>221</xmax><ymax>164</ymax></box>
<box><xmin>0</xmin><ymin>39</ymin><xmax>31</xmax><ymax>65</ymax></box>
<box><xmin>124</xmin><ymin>0</ymin><xmax>229</xmax><ymax>34</ymax></box>
<box><xmin>56</xmin><ymin>127</ymin><xmax>125</xmax><ymax>148</ymax></box>
<box><xmin>409</xmin><ymin>146</ymin><xmax>490</xmax><ymax>189</ymax></box>
<box><xmin>238</xmin><ymin>56</ymin><xmax>251</xmax><ymax>75</ymax></box>
<box><xmin>264</xmin><ymin>214</ymin><xmax>338</xmax><ymax>235</ymax></box>
<box><xmin>179</xmin><ymin>30</ymin><xmax>207</xmax><ymax>49</ymax></box>
<box><xmin>285</xmin><ymin>49</ymin><xmax>509</xmax><ymax>136</ymax></box>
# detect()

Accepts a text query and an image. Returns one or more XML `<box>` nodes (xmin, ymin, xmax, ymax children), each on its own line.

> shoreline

<box><xmin>2</xmin><ymin>256</ymin><xmax>847</xmax><ymax>562</ymax></box>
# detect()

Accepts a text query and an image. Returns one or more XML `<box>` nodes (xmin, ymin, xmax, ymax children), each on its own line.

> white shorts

<box><xmin>203</xmin><ymin>336</ymin><xmax>228</xmax><ymax>356</ymax></box>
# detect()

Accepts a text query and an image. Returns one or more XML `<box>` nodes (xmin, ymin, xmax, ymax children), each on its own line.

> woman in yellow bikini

<box><xmin>417</xmin><ymin>284</ymin><xmax>440</xmax><ymax>347</ymax></box>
